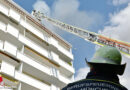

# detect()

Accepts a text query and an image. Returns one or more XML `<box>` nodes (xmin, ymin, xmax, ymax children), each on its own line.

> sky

<box><xmin>14</xmin><ymin>0</ymin><xmax>130</xmax><ymax>89</ymax></box>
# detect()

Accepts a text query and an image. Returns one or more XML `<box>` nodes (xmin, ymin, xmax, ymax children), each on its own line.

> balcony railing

<box><xmin>50</xmin><ymin>51</ymin><xmax>74</xmax><ymax>73</ymax></box>
<box><xmin>18</xmin><ymin>34</ymin><xmax>49</xmax><ymax>58</ymax></box>
<box><xmin>0</xmin><ymin>21</ymin><xmax>6</xmax><ymax>32</ymax></box>
<box><xmin>1</xmin><ymin>61</ymin><xmax>15</xmax><ymax>77</ymax></box>
<box><xmin>9</xmin><ymin>9</ymin><xmax>20</xmax><ymax>23</ymax></box>
<box><xmin>59</xmin><ymin>73</ymin><xmax>71</xmax><ymax>84</ymax></box>
<box><xmin>58</xmin><ymin>45</ymin><xmax>73</xmax><ymax>60</ymax></box>
<box><xmin>59</xmin><ymin>58</ymin><xmax>75</xmax><ymax>73</ymax></box>
<box><xmin>50</xmin><ymin>67</ymin><xmax>71</xmax><ymax>85</ymax></box>
<box><xmin>49</xmin><ymin>37</ymin><xmax>73</xmax><ymax>60</ymax></box>
<box><xmin>7</xmin><ymin>24</ymin><xmax>19</xmax><ymax>38</ymax></box>
<box><xmin>0</xmin><ymin>40</ymin><xmax>4</xmax><ymax>50</ymax></box>
<box><xmin>50</xmin><ymin>51</ymin><xmax>60</xmax><ymax>65</ymax></box>
<box><xmin>17</xmin><ymin>52</ymin><xmax>51</xmax><ymax>75</ymax></box>
<box><xmin>4</xmin><ymin>41</ymin><xmax>17</xmax><ymax>56</ymax></box>
<box><xmin>15</xmin><ymin>71</ymin><xmax>51</xmax><ymax>90</ymax></box>
<box><xmin>20</xmin><ymin>19</ymin><xmax>49</xmax><ymax>43</ymax></box>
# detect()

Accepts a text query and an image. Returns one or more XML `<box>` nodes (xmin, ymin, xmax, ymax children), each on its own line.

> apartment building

<box><xmin>0</xmin><ymin>0</ymin><xmax>75</xmax><ymax>90</ymax></box>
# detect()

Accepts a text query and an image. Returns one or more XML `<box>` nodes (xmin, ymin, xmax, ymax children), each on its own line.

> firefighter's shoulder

<box><xmin>62</xmin><ymin>79</ymin><xmax>128</xmax><ymax>90</ymax></box>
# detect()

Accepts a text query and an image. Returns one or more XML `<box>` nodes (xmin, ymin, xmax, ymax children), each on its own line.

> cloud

<box><xmin>33</xmin><ymin>0</ymin><xmax>104</xmax><ymax>36</ymax></box>
<box><xmin>112</xmin><ymin>0</ymin><xmax>130</xmax><ymax>6</ymax></box>
<box><xmin>119</xmin><ymin>56</ymin><xmax>130</xmax><ymax>89</ymax></box>
<box><xmin>74</xmin><ymin>67</ymin><xmax>90</xmax><ymax>81</ymax></box>
<box><xmin>51</xmin><ymin>0</ymin><xmax>103</xmax><ymax>30</ymax></box>
<box><xmin>33</xmin><ymin>0</ymin><xmax>50</xmax><ymax>16</ymax></box>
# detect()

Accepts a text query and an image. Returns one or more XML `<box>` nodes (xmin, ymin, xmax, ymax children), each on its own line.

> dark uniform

<box><xmin>62</xmin><ymin>71</ymin><xmax>127</xmax><ymax>90</ymax></box>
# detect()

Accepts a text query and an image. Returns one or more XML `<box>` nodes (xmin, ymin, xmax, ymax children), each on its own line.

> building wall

<box><xmin>0</xmin><ymin>0</ymin><xmax>75</xmax><ymax>90</ymax></box>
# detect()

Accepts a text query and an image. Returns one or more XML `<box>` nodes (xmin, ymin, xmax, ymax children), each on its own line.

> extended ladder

<box><xmin>32</xmin><ymin>10</ymin><xmax>130</xmax><ymax>57</ymax></box>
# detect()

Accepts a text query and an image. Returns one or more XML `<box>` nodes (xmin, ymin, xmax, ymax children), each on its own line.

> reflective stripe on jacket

<box><xmin>62</xmin><ymin>79</ymin><xmax>127</xmax><ymax>90</ymax></box>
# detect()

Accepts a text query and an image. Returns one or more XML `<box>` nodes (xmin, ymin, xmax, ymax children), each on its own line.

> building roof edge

<box><xmin>4</xmin><ymin>0</ymin><xmax>72</xmax><ymax>48</ymax></box>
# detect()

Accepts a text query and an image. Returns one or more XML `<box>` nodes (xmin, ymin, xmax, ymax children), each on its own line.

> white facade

<box><xmin>0</xmin><ymin>0</ymin><xmax>75</xmax><ymax>90</ymax></box>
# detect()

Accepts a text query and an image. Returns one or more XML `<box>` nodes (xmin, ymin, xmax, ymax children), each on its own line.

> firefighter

<box><xmin>62</xmin><ymin>46</ymin><xmax>127</xmax><ymax>90</ymax></box>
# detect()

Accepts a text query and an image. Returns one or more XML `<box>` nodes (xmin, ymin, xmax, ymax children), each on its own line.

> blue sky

<box><xmin>14</xmin><ymin>0</ymin><xmax>130</xmax><ymax>89</ymax></box>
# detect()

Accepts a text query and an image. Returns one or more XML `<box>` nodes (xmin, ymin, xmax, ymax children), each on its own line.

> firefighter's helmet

<box><xmin>86</xmin><ymin>46</ymin><xmax>126</xmax><ymax>75</ymax></box>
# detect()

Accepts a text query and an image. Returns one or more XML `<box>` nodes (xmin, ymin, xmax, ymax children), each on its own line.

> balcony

<box><xmin>49</xmin><ymin>37</ymin><xmax>59</xmax><ymax>49</ymax></box>
<box><xmin>0</xmin><ymin>43</ymin><xmax>51</xmax><ymax>89</ymax></box>
<box><xmin>21</xmin><ymin>82</ymin><xmax>40</xmax><ymax>90</ymax></box>
<box><xmin>20</xmin><ymin>19</ymin><xmax>49</xmax><ymax>43</ymax></box>
<box><xmin>15</xmin><ymin>71</ymin><xmax>51</xmax><ymax>90</ymax></box>
<box><xmin>0</xmin><ymin>3</ymin><xmax>9</xmax><ymax>16</ymax></box>
<box><xmin>4</xmin><ymin>41</ymin><xmax>17</xmax><ymax>57</ymax></box>
<box><xmin>0</xmin><ymin>40</ymin><xmax>50</xmax><ymax>76</ymax></box>
<box><xmin>0</xmin><ymin>2</ymin><xmax>73</xmax><ymax>61</ymax></box>
<box><xmin>1</xmin><ymin>61</ymin><xmax>15</xmax><ymax>77</ymax></box>
<box><xmin>17</xmin><ymin>52</ymin><xmax>69</xmax><ymax>88</ymax></box>
<box><xmin>17</xmin><ymin>52</ymin><xmax>51</xmax><ymax>75</ymax></box>
<box><xmin>50</xmin><ymin>67</ymin><xmax>71</xmax><ymax>88</ymax></box>
<box><xmin>0</xmin><ymin>40</ymin><xmax>4</xmax><ymax>50</ymax></box>
<box><xmin>18</xmin><ymin>52</ymin><xmax>70</xmax><ymax>88</ymax></box>
<box><xmin>50</xmin><ymin>52</ymin><xmax>74</xmax><ymax>75</ymax></box>
<box><xmin>2</xmin><ymin>39</ymin><xmax>73</xmax><ymax>82</ymax></box>
<box><xmin>0</xmin><ymin>42</ymin><xmax>19</xmax><ymax>68</ymax></box>
<box><xmin>0</xmin><ymin>27</ymin><xmax>74</xmax><ymax>78</ymax></box>
<box><xmin>0</xmin><ymin>40</ymin><xmax>72</xmax><ymax>88</ymax></box>
<box><xmin>20</xmin><ymin>19</ymin><xmax>73</xmax><ymax>60</ymax></box>
<box><xmin>7</xmin><ymin>24</ymin><xmax>19</xmax><ymax>38</ymax></box>
<box><xmin>49</xmin><ymin>37</ymin><xmax>73</xmax><ymax>60</ymax></box>
<box><xmin>59</xmin><ymin>73</ymin><xmax>71</xmax><ymax>84</ymax></box>
<box><xmin>59</xmin><ymin>58</ymin><xmax>75</xmax><ymax>76</ymax></box>
<box><xmin>18</xmin><ymin>34</ymin><xmax>74</xmax><ymax>73</ymax></box>
<box><xmin>49</xmin><ymin>51</ymin><xmax>60</xmax><ymax>65</ymax></box>
<box><xmin>58</xmin><ymin>45</ymin><xmax>73</xmax><ymax>60</ymax></box>
<box><xmin>0</xmin><ymin>58</ymin><xmax>17</xmax><ymax>89</ymax></box>
<box><xmin>18</xmin><ymin>34</ymin><xmax>49</xmax><ymax>58</ymax></box>
<box><xmin>23</xmin><ymin>47</ymin><xmax>73</xmax><ymax>87</ymax></box>
<box><xmin>0</xmin><ymin>21</ymin><xmax>6</xmax><ymax>32</ymax></box>
<box><xmin>24</xmin><ymin>45</ymin><xmax>74</xmax><ymax>82</ymax></box>
<box><xmin>9</xmin><ymin>9</ymin><xmax>20</xmax><ymax>23</ymax></box>
<box><xmin>0</xmin><ymin>61</ymin><xmax>50</xmax><ymax>90</ymax></box>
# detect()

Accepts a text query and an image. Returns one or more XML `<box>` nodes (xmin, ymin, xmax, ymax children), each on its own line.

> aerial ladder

<box><xmin>32</xmin><ymin>10</ymin><xmax>130</xmax><ymax>58</ymax></box>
